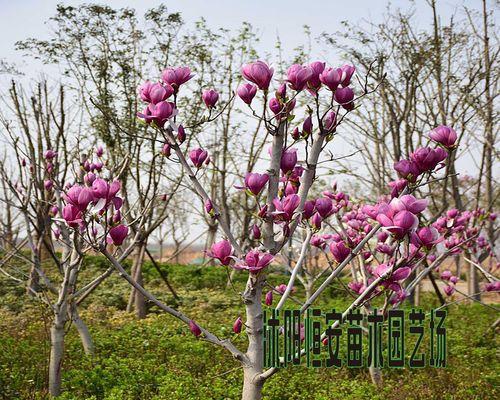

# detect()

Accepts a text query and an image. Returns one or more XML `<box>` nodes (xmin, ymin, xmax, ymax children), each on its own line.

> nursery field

<box><xmin>0</xmin><ymin>258</ymin><xmax>498</xmax><ymax>400</ymax></box>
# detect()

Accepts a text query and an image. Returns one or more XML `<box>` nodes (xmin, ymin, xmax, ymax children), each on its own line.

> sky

<box><xmin>0</xmin><ymin>0</ymin><xmax>490</xmax><ymax>76</ymax></box>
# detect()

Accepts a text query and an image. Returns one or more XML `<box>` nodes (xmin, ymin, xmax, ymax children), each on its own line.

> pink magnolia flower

<box><xmin>280</xmin><ymin>148</ymin><xmax>298</xmax><ymax>174</ymax></box>
<box><xmin>236</xmin><ymin>172</ymin><xmax>269</xmax><ymax>196</ymax></box>
<box><xmin>319</xmin><ymin>67</ymin><xmax>341</xmax><ymax>91</ymax></box>
<box><xmin>233</xmin><ymin>317</ymin><xmax>243</xmax><ymax>334</ymax></box>
<box><xmin>334</xmin><ymin>87</ymin><xmax>354</xmax><ymax>109</ymax></box>
<box><xmin>207</xmin><ymin>239</ymin><xmax>233</xmax><ymax>266</ymax></box>
<box><xmin>137</xmin><ymin>101</ymin><xmax>177</xmax><ymax>127</ymax></box>
<box><xmin>390</xmin><ymin>195</ymin><xmax>428</xmax><ymax>214</ymax></box>
<box><xmin>64</xmin><ymin>185</ymin><xmax>94</xmax><ymax>211</ymax></box>
<box><xmin>272</xmin><ymin>194</ymin><xmax>300</xmax><ymax>222</ymax></box>
<box><xmin>307</xmin><ymin>61</ymin><xmax>326</xmax><ymax>92</ymax></box>
<box><xmin>339</xmin><ymin>64</ymin><xmax>356</xmax><ymax>87</ymax></box>
<box><xmin>323</xmin><ymin>111</ymin><xmax>337</xmax><ymax>132</ymax></box>
<box><xmin>241</xmin><ymin>61</ymin><xmax>274</xmax><ymax>90</ymax></box>
<box><xmin>376</xmin><ymin>205</ymin><xmax>419</xmax><ymax>238</ymax></box>
<box><xmin>311</xmin><ymin>234</ymin><xmax>327</xmax><ymax>249</ymax></box>
<box><xmin>237</xmin><ymin>83</ymin><xmax>258</xmax><ymax>105</ymax></box>
<box><xmin>234</xmin><ymin>249</ymin><xmax>274</xmax><ymax>273</ymax></box>
<box><xmin>440</xmin><ymin>270</ymin><xmax>453</xmax><ymax>280</ymax></box>
<box><xmin>251</xmin><ymin>224</ymin><xmax>261</xmax><ymax>240</ymax></box>
<box><xmin>202</xmin><ymin>89</ymin><xmax>219</xmax><ymax>108</ymax></box>
<box><xmin>411</xmin><ymin>226</ymin><xmax>442</xmax><ymax>250</ymax></box>
<box><xmin>189</xmin><ymin>320</ymin><xmax>202</xmax><ymax>337</ymax></box>
<box><xmin>149</xmin><ymin>82</ymin><xmax>174</xmax><ymax>104</ymax></box>
<box><xmin>138</xmin><ymin>81</ymin><xmax>154</xmax><ymax>102</ymax></box>
<box><xmin>62</xmin><ymin>204</ymin><xmax>83</xmax><ymax>228</ymax></box>
<box><xmin>108</xmin><ymin>224</ymin><xmax>128</xmax><ymax>246</ymax></box>
<box><xmin>388</xmin><ymin>179</ymin><xmax>408</xmax><ymax>198</ymax></box>
<box><xmin>443</xmin><ymin>285</ymin><xmax>455</xmax><ymax>296</ymax></box>
<box><xmin>92</xmin><ymin>179</ymin><xmax>123</xmax><ymax>209</ymax></box>
<box><xmin>286</xmin><ymin>64</ymin><xmax>313</xmax><ymax>91</ymax></box>
<box><xmin>44</xmin><ymin>180</ymin><xmax>53</xmax><ymax>191</ymax></box>
<box><xmin>44</xmin><ymin>149</ymin><xmax>57</xmax><ymax>160</ymax></box>
<box><xmin>161</xmin><ymin>67</ymin><xmax>194</xmax><ymax>91</ymax></box>
<box><xmin>374</xmin><ymin>264</ymin><xmax>412</xmax><ymax>292</ymax></box>
<box><xmin>189</xmin><ymin>148</ymin><xmax>209</xmax><ymax>168</ymax></box>
<box><xmin>330</xmin><ymin>240</ymin><xmax>351</xmax><ymax>263</ymax></box>
<box><xmin>429</xmin><ymin>125</ymin><xmax>457</xmax><ymax>148</ymax></box>
<box><xmin>265</xmin><ymin>290</ymin><xmax>273</xmax><ymax>306</ymax></box>
<box><xmin>348</xmin><ymin>281</ymin><xmax>366</xmax><ymax>294</ymax></box>
<box><xmin>96</xmin><ymin>145</ymin><xmax>104</xmax><ymax>157</ymax></box>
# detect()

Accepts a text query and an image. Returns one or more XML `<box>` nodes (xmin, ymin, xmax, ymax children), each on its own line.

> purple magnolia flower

<box><xmin>96</xmin><ymin>145</ymin><xmax>104</xmax><ymax>157</ymax></box>
<box><xmin>233</xmin><ymin>317</ymin><xmax>243</xmax><ymax>334</ymax></box>
<box><xmin>307</xmin><ymin>61</ymin><xmax>326</xmax><ymax>92</ymax></box>
<box><xmin>311</xmin><ymin>212</ymin><xmax>323</xmax><ymax>230</ymax></box>
<box><xmin>189</xmin><ymin>320</ymin><xmax>202</xmax><ymax>337</ymax></box>
<box><xmin>319</xmin><ymin>67</ymin><xmax>341</xmax><ymax>91</ymax></box>
<box><xmin>410</xmin><ymin>147</ymin><xmax>448</xmax><ymax>173</ymax></box>
<box><xmin>303</xmin><ymin>200</ymin><xmax>316</xmax><ymax>219</ymax></box>
<box><xmin>280</xmin><ymin>148</ymin><xmax>298</xmax><ymax>174</ymax></box>
<box><xmin>189</xmin><ymin>148</ymin><xmax>209</xmax><ymax>168</ymax></box>
<box><xmin>236</xmin><ymin>172</ymin><xmax>269</xmax><ymax>196</ymax></box>
<box><xmin>302</xmin><ymin>116</ymin><xmax>313</xmax><ymax>136</ymax></box>
<box><xmin>161</xmin><ymin>67</ymin><xmax>194</xmax><ymax>91</ymax></box>
<box><xmin>177</xmin><ymin>125</ymin><xmax>186</xmax><ymax>143</ymax></box>
<box><xmin>241</xmin><ymin>61</ymin><xmax>274</xmax><ymax>90</ymax></box>
<box><xmin>394</xmin><ymin>159</ymin><xmax>420</xmax><ymax>182</ymax></box>
<box><xmin>272</xmin><ymin>194</ymin><xmax>300</xmax><ymax>222</ymax></box>
<box><xmin>286</xmin><ymin>64</ymin><xmax>313</xmax><ymax>91</ymax></box>
<box><xmin>202</xmin><ymin>89</ymin><xmax>219</xmax><ymax>108</ymax></box>
<box><xmin>207</xmin><ymin>239</ymin><xmax>233</xmax><ymax>266</ymax></box>
<box><xmin>108</xmin><ymin>224</ymin><xmax>129</xmax><ymax>246</ymax></box>
<box><xmin>429</xmin><ymin>125</ymin><xmax>457</xmax><ymax>148</ymax></box>
<box><xmin>237</xmin><ymin>83</ymin><xmax>258</xmax><ymax>105</ymax></box>
<box><xmin>330</xmin><ymin>241</ymin><xmax>351</xmax><ymax>263</ymax></box>
<box><xmin>234</xmin><ymin>249</ymin><xmax>274</xmax><ymax>273</ymax></box>
<box><xmin>315</xmin><ymin>197</ymin><xmax>333</xmax><ymax>218</ymax></box>
<box><xmin>269</xmin><ymin>97</ymin><xmax>282</xmax><ymax>115</ymax></box>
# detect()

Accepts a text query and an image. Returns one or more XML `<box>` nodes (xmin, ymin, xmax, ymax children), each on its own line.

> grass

<box><xmin>0</xmin><ymin>256</ymin><xmax>498</xmax><ymax>399</ymax></box>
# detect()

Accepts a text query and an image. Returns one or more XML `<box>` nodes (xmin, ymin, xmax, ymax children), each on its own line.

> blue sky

<box><xmin>0</xmin><ymin>0</ymin><xmax>488</xmax><ymax>75</ymax></box>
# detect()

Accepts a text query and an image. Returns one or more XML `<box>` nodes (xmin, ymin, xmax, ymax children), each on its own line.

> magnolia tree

<box><xmin>49</xmin><ymin>60</ymin><xmax>498</xmax><ymax>400</ymax></box>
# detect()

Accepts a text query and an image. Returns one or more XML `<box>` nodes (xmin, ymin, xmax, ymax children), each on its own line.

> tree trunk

<box><xmin>72</xmin><ymin>308</ymin><xmax>94</xmax><ymax>355</ymax></box>
<box><xmin>127</xmin><ymin>242</ymin><xmax>147</xmax><ymax>318</ymax></box>
<box><xmin>242</xmin><ymin>273</ymin><xmax>265</xmax><ymax>400</ymax></box>
<box><xmin>49</xmin><ymin>318</ymin><xmax>65</xmax><ymax>397</ymax></box>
